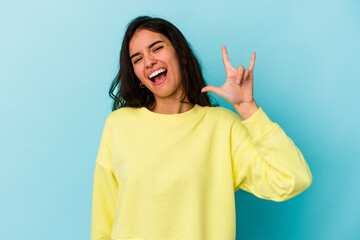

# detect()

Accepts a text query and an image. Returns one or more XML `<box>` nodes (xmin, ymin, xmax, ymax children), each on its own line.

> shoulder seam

<box><xmin>95</xmin><ymin>161</ymin><xmax>113</xmax><ymax>173</ymax></box>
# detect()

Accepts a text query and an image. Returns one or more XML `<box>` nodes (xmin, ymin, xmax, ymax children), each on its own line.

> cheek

<box><xmin>172</xmin><ymin>61</ymin><xmax>182</xmax><ymax>79</ymax></box>
<box><xmin>166</xmin><ymin>54</ymin><xmax>181</xmax><ymax>76</ymax></box>
<box><xmin>133</xmin><ymin>66</ymin><xmax>143</xmax><ymax>80</ymax></box>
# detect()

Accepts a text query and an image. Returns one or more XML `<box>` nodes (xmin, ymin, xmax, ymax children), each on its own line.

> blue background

<box><xmin>1</xmin><ymin>0</ymin><xmax>359</xmax><ymax>239</ymax></box>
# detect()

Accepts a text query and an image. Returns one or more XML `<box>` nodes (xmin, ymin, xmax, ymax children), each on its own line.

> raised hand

<box><xmin>201</xmin><ymin>46</ymin><xmax>259</xmax><ymax>119</ymax></box>
<box><xmin>202</xmin><ymin>46</ymin><xmax>256</xmax><ymax>105</ymax></box>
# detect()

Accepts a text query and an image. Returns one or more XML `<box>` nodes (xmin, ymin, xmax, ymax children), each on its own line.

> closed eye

<box><xmin>134</xmin><ymin>57</ymin><xmax>142</xmax><ymax>64</ymax></box>
<box><xmin>153</xmin><ymin>46</ymin><xmax>163</xmax><ymax>52</ymax></box>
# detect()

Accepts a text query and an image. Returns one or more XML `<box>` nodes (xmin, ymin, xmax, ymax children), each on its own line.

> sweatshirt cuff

<box><xmin>241</xmin><ymin>107</ymin><xmax>276</xmax><ymax>140</ymax></box>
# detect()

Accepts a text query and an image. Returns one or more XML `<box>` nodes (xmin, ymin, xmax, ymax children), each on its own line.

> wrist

<box><xmin>233</xmin><ymin>100</ymin><xmax>259</xmax><ymax>120</ymax></box>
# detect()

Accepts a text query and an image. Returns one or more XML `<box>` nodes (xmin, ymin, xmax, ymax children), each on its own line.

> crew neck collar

<box><xmin>134</xmin><ymin>104</ymin><xmax>203</xmax><ymax>125</ymax></box>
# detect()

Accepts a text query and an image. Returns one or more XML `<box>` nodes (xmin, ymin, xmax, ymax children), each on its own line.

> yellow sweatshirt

<box><xmin>91</xmin><ymin>104</ymin><xmax>312</xmax><ymax>240</ymax></box>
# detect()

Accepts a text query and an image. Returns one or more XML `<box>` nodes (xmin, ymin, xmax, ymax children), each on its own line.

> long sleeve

<box><xmin>91</xmin><ymin>118</ymin><xmax>118</xmax><ymax>240</ymax></box>
<box><xmin>231</xmin><ymin>107</ymin><xmax>312</xmax><ymax>202</ymax></box>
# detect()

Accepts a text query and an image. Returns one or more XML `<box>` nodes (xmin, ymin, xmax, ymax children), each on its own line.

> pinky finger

<box><xmin>249</xmin><ymin>51</ymin><xmax>256</xmax><ymax>71</ymax></box>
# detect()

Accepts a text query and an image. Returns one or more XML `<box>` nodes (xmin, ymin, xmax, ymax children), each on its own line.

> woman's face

<box><xmin>129</xmin><ymin>29</ymin><xmax>183</xmax><ymax>101</ymax></box>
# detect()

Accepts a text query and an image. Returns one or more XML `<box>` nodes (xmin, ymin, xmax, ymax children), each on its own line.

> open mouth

<box><xmin>148</xmin><ymin>68</ymin><xmax>168</xmax><ymax>84</ymax></box>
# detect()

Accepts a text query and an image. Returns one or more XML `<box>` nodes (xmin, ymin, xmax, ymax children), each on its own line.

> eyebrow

<box><xmin>130</xmin><ymin>40</ymin><xmax>164</xmax><ymax>60</ymax></box>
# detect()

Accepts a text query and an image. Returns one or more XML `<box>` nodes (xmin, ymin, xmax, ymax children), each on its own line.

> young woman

<box><xmin>91</xmin><ymin>16</ymin><xmax>312</xmax><ymax>240</ymax></box>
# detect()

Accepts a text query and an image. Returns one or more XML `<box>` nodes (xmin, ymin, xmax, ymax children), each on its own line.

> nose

<box><xmin>144</xmin><ymin>54</ymin><xmax>156</xmax><ymax>68</ymax></box>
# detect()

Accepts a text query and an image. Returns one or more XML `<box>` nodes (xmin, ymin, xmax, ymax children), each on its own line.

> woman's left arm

<box><xmin>202</xmin><ymin>47</ymin><xmax>312</xmax><ymax>201</ymax></box>
<box><xmin>231</xmin><ymin>107</ymin><xmax>312</xmax><ymax>201</ymax></box>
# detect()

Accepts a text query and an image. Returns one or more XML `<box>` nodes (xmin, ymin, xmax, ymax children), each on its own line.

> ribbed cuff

<box><xmin>241</xmin><ymin>107</ymin><xmax>276</xmax><ymax>140</ymax></box>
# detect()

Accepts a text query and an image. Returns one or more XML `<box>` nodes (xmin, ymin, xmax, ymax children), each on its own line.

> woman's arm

<box><xmin>230</xmin><ymin>107</ymin><xmax>312</xmax><ymax>201</ymax></box>
<box><xmin>91</xmin><ymin>118</ymin><xmax>118</xmax><ymax>239</ymax></box>
<box><xmin>203</xmin><ymin>47</ymin><xmax>312</xmax><ymax>201</ymax></box>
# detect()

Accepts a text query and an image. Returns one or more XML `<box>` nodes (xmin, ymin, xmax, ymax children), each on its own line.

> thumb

<box><xmin>201</xmin><ymin>86</ymin><xmax>224</xmax><ymax>97</ymax></box>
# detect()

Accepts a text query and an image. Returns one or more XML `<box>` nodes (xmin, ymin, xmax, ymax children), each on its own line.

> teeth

<box><xmin>149</xmin><ymin>68</ymin><xmax>166</xmax><ymax>79</ymax></box>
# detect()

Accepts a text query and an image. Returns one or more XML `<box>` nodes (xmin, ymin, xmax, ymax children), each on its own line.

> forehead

<box><xmin>129</xmin><ymin>29</ymin><xmax>170</xmax><ymax>53</ymax></box>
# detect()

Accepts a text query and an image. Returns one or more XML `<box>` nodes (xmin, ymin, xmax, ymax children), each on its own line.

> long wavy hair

<box><xmin>109</xmin><ymin>16</ymin><xmax>217</xmax><ymax>111</ymax></box>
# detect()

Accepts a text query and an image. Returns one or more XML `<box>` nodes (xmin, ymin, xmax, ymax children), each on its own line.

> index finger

<box><xmin>249</xmin><ymin>51</ymin><xmax>256</xmax><ymax>71</ymax></box>
<box><xmin>222</xmin><ymin>46</ymin><xmax>233</xmax><ymax>70</ymax></box>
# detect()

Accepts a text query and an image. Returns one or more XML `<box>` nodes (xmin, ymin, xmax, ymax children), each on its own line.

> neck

<box><xmin>150</xmin><ymin>97</ymin><xmax>195</xmax><ymax>114</ymax></box>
